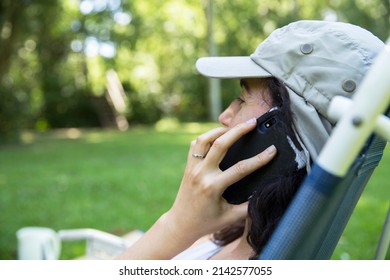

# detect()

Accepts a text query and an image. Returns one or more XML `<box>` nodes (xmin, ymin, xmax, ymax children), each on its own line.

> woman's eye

<box><xmin>237</xmin><ymin>97</ymin><xmax>245</xmax><ymax>104</ymax></box>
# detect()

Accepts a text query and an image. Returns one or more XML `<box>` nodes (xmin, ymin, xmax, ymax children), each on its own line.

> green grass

<box><xmin>0</xmin><ymin>121</ymin><xmax>389</xmax><ymax>260</ymax></box>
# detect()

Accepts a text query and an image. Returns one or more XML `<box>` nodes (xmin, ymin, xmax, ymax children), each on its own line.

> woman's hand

<box><xmin>164</xmin><ymin>118</ymin><xmax>277</xmax><ymax>246</ymax></box>
<box><xmin>117</xmin><ymin>118</ymin><xmax>276</xmax><ymax>259</ymax></box>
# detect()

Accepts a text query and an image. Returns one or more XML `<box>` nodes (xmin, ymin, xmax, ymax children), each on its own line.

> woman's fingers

<box><xmin>187</xmin><ymin>118</ymin><xmax>277</xmax><ymax>196</ymax></box>
<box><xmin>204</xmin><ymin>118</ymin><xmax>258</xmax><ymax>165</ymax></box>
<box><xmin>188</xmin><ymin>126</ymin><xmax>228</xmax><ymax>161</ymax></box>
<box><xmin>216</xmin><ymin>145</ymin><xmax>277</xmax><ymax>193</ymax></box>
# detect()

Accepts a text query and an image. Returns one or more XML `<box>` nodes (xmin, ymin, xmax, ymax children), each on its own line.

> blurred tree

<box><xmin>0</xmin><ymin>0</ymin><xmax>30</xmax><ymax>142</ymax></box>
<box><xmin>35</xmin><ymin>0</ymin><xmax>99</xmax><ymax>128</ymax></box>
<box><xmin>118</xmin><ymin>0</ymin><xmax>208</xmax><ymax>122</ymax></box>
<box><xmin>328</xmin><ymin>0</ymin><xmax>390</xmax><ymax>40</ymax></box>
<box><xmin>0</xmin><ymin>0</ymin><xmax>389</xmax><ymax>143</ymax></box>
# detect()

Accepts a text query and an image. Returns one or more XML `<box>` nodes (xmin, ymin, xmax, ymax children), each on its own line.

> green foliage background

<box><xmin>1</xmin><ymin>0</ymin><xmax>389</xmax><ymax>142</ymax></box>
<box><xmin>0</xmin><ymin>0</ymin><xmax>389</xmax><ymax>260</ymax></box>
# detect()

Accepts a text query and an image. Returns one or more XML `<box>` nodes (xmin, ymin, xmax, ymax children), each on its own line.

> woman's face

<box><xmin>219</xmin><ymin>78</ymin><xmax>273</xmax><ymax>128</ymax></box>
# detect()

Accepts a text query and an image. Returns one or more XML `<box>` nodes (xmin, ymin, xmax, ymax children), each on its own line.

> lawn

<box><xmin>0</xmin><ymin>120</ymin><xmax>389</xmax><ymax>260</ymax></box>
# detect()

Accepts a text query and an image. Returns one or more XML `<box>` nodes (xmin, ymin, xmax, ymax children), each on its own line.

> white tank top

<box><xmin>172</xmin><ymin>240</ymin><xmax>222</xmax><ymax>260</ymax></box>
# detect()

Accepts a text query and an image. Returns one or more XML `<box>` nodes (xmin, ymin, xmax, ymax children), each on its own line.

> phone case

<box><xmin>219</xmin><ymin>108</ymin><xmax>303</xmax><ymax>204</ymax></box>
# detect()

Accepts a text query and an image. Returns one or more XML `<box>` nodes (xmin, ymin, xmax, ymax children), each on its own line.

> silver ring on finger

<box><xmin>192</xmin><ymin>153</ymin><xmax>206</xmax><ymax>159</ymax></box>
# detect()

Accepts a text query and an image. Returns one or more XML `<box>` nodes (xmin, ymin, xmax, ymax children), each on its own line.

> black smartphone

<box><xmin>219</xmin><ymin>107</ymin><xmax>304</xmax><ymax>204</ymax></box>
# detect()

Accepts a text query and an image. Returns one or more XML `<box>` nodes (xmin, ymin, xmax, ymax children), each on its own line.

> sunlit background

<box><xmin>0</xmin><ymin>0</ymin><xmax>389</xmax><ymax>260</ymax></box>
<box><xmin>1</xmin><ymin>0</ymin><xmax>389</xmax><ymax>142</ymax></box>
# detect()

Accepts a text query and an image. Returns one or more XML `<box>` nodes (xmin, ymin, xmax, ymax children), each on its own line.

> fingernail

<box><xmin>246</xmin><ymin>117</ymin><xmax>257</xmax><ymax>124</ymax></box>
<box><xmin>266</xmin><ymin>145</ymin><xmax>277</xmax><ymax>155</ymax></box>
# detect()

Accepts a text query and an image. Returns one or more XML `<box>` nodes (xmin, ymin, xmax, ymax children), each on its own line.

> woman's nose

<box><xmin>218</xmin><ymin>107</ymin><xmax>233</xmax><ymax>127</ymax></box>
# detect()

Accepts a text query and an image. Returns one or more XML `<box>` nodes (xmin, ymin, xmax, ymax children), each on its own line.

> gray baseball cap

<box><xmin>196</xmin><ymin>20</ymin><xmax>385</xmax><ymax>162</ymax></box>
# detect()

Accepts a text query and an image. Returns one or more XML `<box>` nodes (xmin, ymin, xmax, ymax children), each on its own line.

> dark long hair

<box><xmin>212</xmin><ymin>78</ymin><xmax>307</xmax><ymax>259</ymax></box>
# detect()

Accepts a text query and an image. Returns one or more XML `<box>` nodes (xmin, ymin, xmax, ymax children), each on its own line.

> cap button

<box><xmin>300</xmin><ymin>43</ymin><xmax>313</xmax><ymax>54</ymax></box>
<box><xmin>342</xmin><ymin>80</ymin><xmax>356</xmax><ymax>93</ymax></box>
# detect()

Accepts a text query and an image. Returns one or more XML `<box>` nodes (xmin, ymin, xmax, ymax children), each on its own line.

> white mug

<box><xmin>16</xmin><ymin>227</ymin><xmax>61</xmax><ymax>260</ymax></box>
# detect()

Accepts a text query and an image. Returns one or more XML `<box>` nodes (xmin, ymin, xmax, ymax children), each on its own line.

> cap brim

<box><xmin>195</xmin><ymin>56</ymin><xmax>272</xmax><ymax>79</ymax></box>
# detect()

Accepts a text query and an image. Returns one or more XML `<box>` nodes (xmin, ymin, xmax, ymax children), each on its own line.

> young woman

<box><xmin>118</xmin><ymin>20</ymin><xmax>384</xmax><ymax>260</ymax></box>
<box><xmin>173</xmin><ymin>77</ymin><xmax>307</xmax><ymax>259</ymax></box>
<box><xmin>119</xmin><ymin>77</ymin><xmax>303</xmax><ymax>260</ymax></box>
